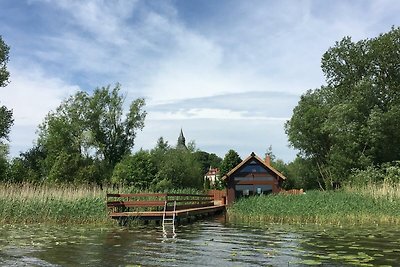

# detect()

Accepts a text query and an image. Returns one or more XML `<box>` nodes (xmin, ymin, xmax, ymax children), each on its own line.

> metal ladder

<box><xmin>162</xmin><ymin>200</ymin><xmax>176</xmax><ymax>238</ymax></box>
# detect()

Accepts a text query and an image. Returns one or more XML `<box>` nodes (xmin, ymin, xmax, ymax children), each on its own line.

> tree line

<box><xmin>1</xmin><ymin>27</ymin><xmax>400</xmax><ymax>190</ymax></box>
<box><xmin>0</xmin><ymin>35</ymin><xmax>239</xmax><ymax>189</ymax></box>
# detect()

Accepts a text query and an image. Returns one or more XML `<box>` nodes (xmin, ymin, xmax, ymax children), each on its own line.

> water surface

<box><xmin>1</xmin><ymin>216</ymin><xmax>399</xmax><ymax>266</ymax></box>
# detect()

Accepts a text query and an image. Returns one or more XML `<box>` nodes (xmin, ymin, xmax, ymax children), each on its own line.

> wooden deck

<box><xmin>106</xmin><ymin>193</ymin><xmax>226</xmax><ymax>222</ymax></box>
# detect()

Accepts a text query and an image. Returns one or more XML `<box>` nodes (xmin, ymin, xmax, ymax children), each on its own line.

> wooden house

<box><xmin>223</xmin><ymin>152</ymin><xmax>286</xmax><ymax>205</ymax></box>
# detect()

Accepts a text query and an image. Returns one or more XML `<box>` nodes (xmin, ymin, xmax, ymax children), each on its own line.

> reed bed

<box><xmin>0</xmin><ymin>183</ymin><xmax>207</xmax><ymax>224</ymax></box>
<box><xmin>344</xmin><ymin>181</ymin><xmax>400</xmax><ymax>201</ymax></box>
<box><xmin>228</xmin><ymin>189</ymin><xmax>400</xmax><ymax>225</ymax></box>
<box><xmin>0</xmin><ymin>183</ymin><xmax>110</xmax><ymax>224</ymax></box>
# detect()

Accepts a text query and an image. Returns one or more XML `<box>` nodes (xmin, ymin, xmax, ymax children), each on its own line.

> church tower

<box><xmin>177</xmin><ymin>128</ymin><xmax>187</xmax><ymax>150</ymax></box>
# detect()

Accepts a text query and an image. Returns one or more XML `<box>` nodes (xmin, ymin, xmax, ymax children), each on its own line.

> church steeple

<box><xmin>177</xmin><ymin>128</ymin><xmax>187</xmax><ymax>150</ymax></box>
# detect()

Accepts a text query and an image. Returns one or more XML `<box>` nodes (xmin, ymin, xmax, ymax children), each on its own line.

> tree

<box><xmin>87</xmin><ymin>84</ymin><xmax>146</xmax><ymax>167</ymax></box>
<box><xmin>285</xmin><ymin>27</ymin><xmax>400</xmax><ymax>188</ymax></box>
<box><xmin>0</xmin><ymin>35</ymin><xmax>10</xmax><ymax>87</ymax></box>
<box><xmin>38</xmin><ymin>84</ymin><xmax>146</xmax><ymax>183</ymax></box>
<box><xmin>7</xmin><ymin>145</ymin><xmax>46</xmax><ymax>183</ymax></box>
<box><xmin>155</xmin><ymin>148</ymin><xmax>203</xmax><ymax>190</ymax></box>
<box><xmin>193</xmin><ymin>150</ymin><xmax>222</xmax><ymax>174</ymax></box>
<box><xmin>0</xmin><ymin>105</ymin><xmax>13</xmax><ymax>142</ymax></box>
<box><xmin>220</xmin><ymin>149</ymin><xmax>242</xmax><ymax>178</ymax></box>
<box><xmin>0</xmin><ymin>36</ymin><xmax>13</xmax><ymax>142</ymax></box>
<box><xmin>0</xmin><ymin>36</ymin><xmax>12</xmax><ymax>181</ymax></box>
<box><xmin>111</xmin><ymin>150</ymin><xmax>157</xmax><ymax>188</ymax></box>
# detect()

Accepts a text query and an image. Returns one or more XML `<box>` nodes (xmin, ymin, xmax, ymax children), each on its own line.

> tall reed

<box><xmin>0</xmin><ymin>183</ymin><xmax>208</xmax><ymax>224</ymax></box>
<box><xmin>228</xmin><ymin>188</ymin><xmax>400</xmax><ymax>225</ymax></box>
<box><xmin>0</xmin><ymin>183</ymin><xmax>110</xmax><ymax>224</ymax></box>
<box><xmin>344</xmin><ymin>180</ymin><xmax>400</xmax><ymax>201</ymax></box>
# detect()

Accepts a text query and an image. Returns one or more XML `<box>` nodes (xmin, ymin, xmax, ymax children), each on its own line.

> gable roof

<box><xmin>222</xmin><ymin>152</ymin><xmax>287</xmax><ymax>180</ymax></box>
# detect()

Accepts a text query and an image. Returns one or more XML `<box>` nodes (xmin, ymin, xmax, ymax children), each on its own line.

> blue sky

<box><xmin>0</xmin><ymin>0</ymin><xmax>399</xmax><ymax>162</ymax></box>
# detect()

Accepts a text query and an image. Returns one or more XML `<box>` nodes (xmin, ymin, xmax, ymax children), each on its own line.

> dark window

<box><xmin>239</xmin><ymin>164</ymin><xmax>266</xmax><ymax>173</ymax></box>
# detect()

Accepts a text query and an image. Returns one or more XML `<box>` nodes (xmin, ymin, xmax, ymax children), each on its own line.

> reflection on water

<box><xmin>1</xmin><ymin>216</ymin><xmax>400</xmax><ymax>266</ymax></box>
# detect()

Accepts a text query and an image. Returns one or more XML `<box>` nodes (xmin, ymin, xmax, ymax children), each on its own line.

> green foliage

<box><xmin>0</xmin><ymin>105</ymin><xmax>13</xmax><ymax>142</ymax></box>
<box><xmin>229</xmin><ymin>189</ymin><xmax>400</xmax><ymax>225</ymax></box>
<box><xmin>0</xmin><ymin>145</ymin><xmax>8</xmax><ymax>181</ymax></box>
<box><xmin>155</xmin><ymin>149</ymin><xmax>203</xmax><ymax>190</ymax></box>
<box><xmin>193</xmin><ymin>150</ymin><xmax>222</xmax><ymax>174</ymax></box>
<box><xmin>0</xmin><ymin>37</ymin><xmax>13</xmax><ymax>175</ymax></box>
<box><xmin>220</xmin><ymin>149</ymin><xmax>242</xmax><ymax>177</ymax></box>
<box><xmin>0</xmin><ymin>183</ymin><xmax>109</xmax><ymax>224</ymax></box>
<box><xmin>111</xmin><ymin>139</ymin><xmax>207</xmax><ymax>191</ymax></box>
<box><xmin>286</xmin><ymin>27</ymin><xmax>400</xmax><ymax>188</ymax></box>
<box><xmin>35</xmin><ymin>84</ymin><xmax>146</xmax><ymax>184</ymax></box>
<box><xmin>112</xmin><ymin>150</ymin><xmax>157</xmax><ymax>188</ymax></box>
<box><xmin>0</xmin><ymin>35</ymin><xmax>10</xmax><ymax>87</ymax></box>
<box><xmin>349</xmin><ymin>161</ymin><xmax>400</xmax><ymax>186</ymax></box>
<box><xmin>87</xmin><ymin>84</ymin><xmax>146</xmax><ymax>167</ymax></box>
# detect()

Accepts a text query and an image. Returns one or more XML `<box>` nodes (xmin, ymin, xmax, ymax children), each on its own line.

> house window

<box><xmin>239</xmin><ymin>164</ymin><xmax>266</xmax><ymax>173</ymax></box>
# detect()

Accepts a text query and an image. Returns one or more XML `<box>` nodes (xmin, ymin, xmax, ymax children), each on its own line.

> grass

<box><xmin>228</xmin><ymin>182</ymin><xmax>400</xmax><ymax>225</ymax></box>
<box><xmin>0</xmin><ymin>182</ymin><xmax>207</xmax><ymax>224</ymax></box>
<box><xmin>0</xmin><ymin>183</ymin><xmax>110</xmax><ymax>224</ymax></box>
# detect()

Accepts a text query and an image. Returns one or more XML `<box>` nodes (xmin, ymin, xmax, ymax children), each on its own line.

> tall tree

<box><xmin>220</xmin><ymin>149</ymin><xmax>242</xmax><ymax>177</ymax></box>
<box><xmin>0</xmin><ymin>105</ymin><xmax>13</xmax><ymax>142</ymax></box>
<box><xmin>0</xmin><ymin>35</ymin><xmax>10</xmax><ymax>87</ymax></box>
<box><xmin>112</xmin><ymin>150</ymin><xmax>157</xmax><ymax>188</ymax></box>
<box><xmin>285</xmin><ymin>27</ymin><xmax>400</xmax><ymax>188</ymax></box>
<box><xmin>0</xmin><ymin>36</ymin><xmax>12</xmax><ymax>181</ymax></box>
<box><xmin>38</xmin><ymin>84</ymin><xmax>146</xmax><ymax>183</ymax></box>
<box><xmin>194</xmin><ymin>150</ymin><xmax>222</xmax><ymax>174</ymax></box>
<box><xmin>0</xmin><ymin>36</ymin><xmax>13</xmax><ymax>142</ymax></box>
<box><xmin>87</xmin><ymin>84</ymin><xmax>146</xmax><ymax>167</ymax></box>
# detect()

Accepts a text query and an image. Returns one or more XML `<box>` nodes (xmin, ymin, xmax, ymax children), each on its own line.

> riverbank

<box><xmin>0</xmin><ymin>183</ymin><xmax>110</xmax><ymax>224</ymax></box>
<box><xmin>228</xmin><ymin>183</ymin><xmax>400</xmax><ymax>225</ymax></box>
<box><xmin>0</xmin><ymin>183</ymin><xmax>205</xmax><ymax>224</ymax></box>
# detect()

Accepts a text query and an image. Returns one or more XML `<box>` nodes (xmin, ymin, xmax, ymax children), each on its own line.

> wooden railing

<box><xmin>106</xmin><ymin>193</ymin><xmax>215</xmax><ymax>213</ymax></box>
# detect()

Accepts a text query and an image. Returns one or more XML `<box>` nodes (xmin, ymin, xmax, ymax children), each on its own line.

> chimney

<box><xmin>265</xmin><ymin>155</ymin><xmax>271</xmax><ymax>166</ymax></box>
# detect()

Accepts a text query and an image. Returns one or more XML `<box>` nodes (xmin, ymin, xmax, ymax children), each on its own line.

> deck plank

<box><xmin>109</xmin><ymin>205</ymin><xmax>225</xmax><ymax>219</ymax></box>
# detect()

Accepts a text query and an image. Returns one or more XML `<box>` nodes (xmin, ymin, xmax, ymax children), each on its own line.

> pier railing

<box><xmin>106</xmin><ymin>193</ymin><xmax>214</xmax><ymax>213</ymax></box>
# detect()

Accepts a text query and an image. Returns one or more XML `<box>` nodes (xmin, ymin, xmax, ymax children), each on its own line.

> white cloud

<box><xmin>0</xmin><ymin>62</ymin><xmax>79</xmax><ymax>155</ymax></box>
<box><xmin>2</xmin><ymin>0</ymin><xmax>400</xmax><ymax>161</ymax></box>
<box><xmin>149</xmin><ymin>108</ymin><xmax>289</xmax><ymax>121</ymax></box>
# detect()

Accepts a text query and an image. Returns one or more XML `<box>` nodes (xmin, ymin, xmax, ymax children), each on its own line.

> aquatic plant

<box><xmin>228</xmin><ymin>188</ymin><xmax>400</xmax><ymax>225</ymax></box>
<box><xmin>0</xmin><ymin>183</ymin><xmax>110</xmax><ymax>224</ymax></box>
<box><xmin>0</xmin><ymin>183</ymin><xmax>208</xmax><ymax>224</ymax></box>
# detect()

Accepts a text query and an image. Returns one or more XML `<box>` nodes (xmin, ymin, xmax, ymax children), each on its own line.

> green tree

<box><xmin>38</xmin><ymin>84</ymin><xmax>146</xmax><ymax>183</ymax></box>
<box><xmin>87</xmin><ymin>84</ymin><xmax>146</xmax><ymax>167</ymax></box>
<box><xmin>0</xmin><ymin>105</ymin><xmax>13</xmax><ymax>143</ymax></box>
<box><xmin>285</xmin><ymin>27</ymin><xmax>400</xmax><ymax>188</ymax></box>
<box><xmin>7</xmin><ymin>145</ymin><xmax>46</xmax><ymax>183</ymax></box>
<box><xmin>0</xmin><ymin>144</ymin><xmax>8</xmax><ymax>181</ymax></box>
<box><xmin>111</xmin><ymin>150</ymin><xmax>157</xmax><ymax>188</ymax></box>
<box><xmin>220</xmin><ymin>149</ymin><xmax>242</xmax><ymax>178</ymax></box>
<box><xmin>155</xmin><ymin>149</ymin><xmax>203</xmax><ymax>190</ymax></box>
<box><xmin>0</xmin><ymin>36</ymin><xmax>12</xmax><ymax>181</ymax></box>
<box><xmin>0</xmin><ymin>35</ymin><xmax>10</xmax><ymax>87</ymax></box>
<box><xmin>193</xmin><ymin>150</ymin><xmax>222</xmax><ymax>174</ymax></box>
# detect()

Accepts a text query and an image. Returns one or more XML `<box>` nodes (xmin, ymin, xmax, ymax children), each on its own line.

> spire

<box><xmin>177</xmin><ymin>128</ymin><xmax>187</xmax><ymax>149</ymax></box>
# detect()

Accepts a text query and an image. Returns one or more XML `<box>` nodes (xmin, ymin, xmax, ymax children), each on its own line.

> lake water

<box><xmin>1</xmin><ymin>215</ymin><xmax>400</xmax><ymax>266</ymax></box>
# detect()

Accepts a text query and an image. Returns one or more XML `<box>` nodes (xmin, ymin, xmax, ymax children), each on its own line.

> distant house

<box><xmin>223</xmin><ymin>152</ymin><xmax>286</xmax><ymax>205</ymax></box>
<box><xmin>204</xmin><ymin>167</ymin><xmax>220</xmax><ymax>185</ymax></box>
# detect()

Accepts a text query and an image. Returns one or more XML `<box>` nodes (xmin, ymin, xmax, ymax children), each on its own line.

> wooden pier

<box><xmin>106</xmin><ymin>193</ymin><xmax>226</xmax><ymax>224</ymax></box>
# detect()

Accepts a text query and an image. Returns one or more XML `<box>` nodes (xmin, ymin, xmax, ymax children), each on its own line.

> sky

<box><xmin>0</xmin><ymin>0</ymin><xmax>399</xmax><ymax>162</ymax></box>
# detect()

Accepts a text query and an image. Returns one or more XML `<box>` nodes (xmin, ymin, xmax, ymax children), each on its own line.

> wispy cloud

<box><xmin>1</xmin><ymin>0</ymin><xmax>399</xmax><ymax>160</ymax></box>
